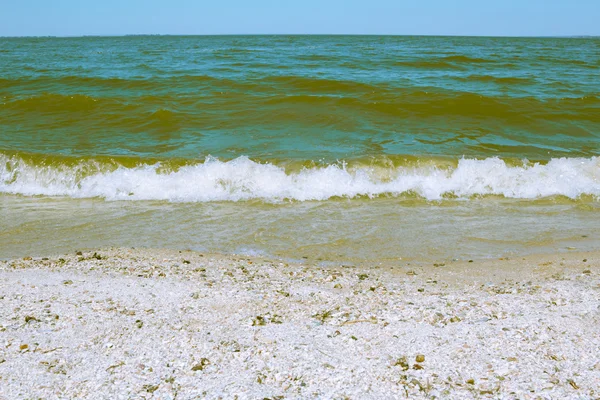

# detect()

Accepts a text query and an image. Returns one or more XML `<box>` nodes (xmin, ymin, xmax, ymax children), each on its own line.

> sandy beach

<box><xmin>0</xmin><ymin>248</ymin><xmax>598</xmax><ymax>399</ymax></box>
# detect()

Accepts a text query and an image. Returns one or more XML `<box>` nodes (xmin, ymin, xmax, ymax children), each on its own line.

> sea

<box><xmin>1</xmin><ymin>35</ymin><xmax>599</xmax><ymax>263</ymax></box>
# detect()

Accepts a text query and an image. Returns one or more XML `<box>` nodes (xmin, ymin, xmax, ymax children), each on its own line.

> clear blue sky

<box><xmin>1</xmin><ymin>0</ymin><xmax>599</xmax><ymax>37</ymax></box>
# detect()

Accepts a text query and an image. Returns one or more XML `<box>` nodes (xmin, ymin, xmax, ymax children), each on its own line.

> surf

<box><xmin>1</xmin><ymin>153</ymin><xmax>599</xmax><ymax>202</ymax></box>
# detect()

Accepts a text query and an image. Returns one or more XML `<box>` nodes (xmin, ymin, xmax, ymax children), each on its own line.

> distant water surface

<box><xmin>1</xmin><ymin>36</ymin><xmax>599</xmax><ymax>262</ymax></box>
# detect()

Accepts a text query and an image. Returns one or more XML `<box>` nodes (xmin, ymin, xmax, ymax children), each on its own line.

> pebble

<box><xmin>568</xmin><ymin>379</ymin><xmax>579</xmax><ymax>390</ymax></box>
<box><xmin>143</xmin><ymin>384</ymin><xmax>159</xmax><ymax>393</ymax></box>
<box><xmin>191</xmin><ymin>358</ymin><xmax>210</xmax><ymax>371</ymax></box>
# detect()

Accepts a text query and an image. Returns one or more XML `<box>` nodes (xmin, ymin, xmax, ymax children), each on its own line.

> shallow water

<box><xmin>1</xmin><ymin>36</ymin><xmax>599</xmax><ymax>261</ymax></box>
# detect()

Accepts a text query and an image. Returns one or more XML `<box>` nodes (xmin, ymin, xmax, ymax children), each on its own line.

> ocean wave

<box><xmin>5</xmin><ymin>85</ymin><xmax>597</xmax><ymax>126</ymax></box>
<box><xmin>2</xmin><ymin>93</ymin><xmax>102</xmax><ymax>112</ymax></box>
<box><xmin>392</xmin><ymin>60</ymin><xmax>466</xmax><ymax>70</ymax></box>
<box><xmin>441</xmin><ymin>55</ymin><xmax>495</xmax><ymax>63</ymax></box>
<box><xmin>1</xmin><ymin>154</ymin><xmax>598</xmax><ymax>202</ymax></box>
<box><xmin>459</xmin><ymin>75</ymin><xmax>536</xmax><ymax>85</ymax></box>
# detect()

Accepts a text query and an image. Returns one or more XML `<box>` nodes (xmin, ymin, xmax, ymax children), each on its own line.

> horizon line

<box><xmin>1</xmin><ymin>33</ymin><xmax>599</xmax><ymax>39</ymax></box>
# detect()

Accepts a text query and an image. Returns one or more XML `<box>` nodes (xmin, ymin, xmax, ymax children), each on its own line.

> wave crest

<box><xmin>1</xmin><ymin>154</ymin><xmax>599</xmax><ymax>202</ymax></box>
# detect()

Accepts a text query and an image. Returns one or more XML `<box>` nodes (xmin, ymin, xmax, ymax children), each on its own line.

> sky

<box><xmin>1</xmin><ymin>0</ymin><xmax>599</xmax><ymax>37</ymax></box>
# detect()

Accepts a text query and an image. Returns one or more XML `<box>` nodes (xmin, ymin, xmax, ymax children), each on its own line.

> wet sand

<box><xmin>0</xmin><ymin>248</ymin><xmax>599</xmax><ymax>399</ymax></box>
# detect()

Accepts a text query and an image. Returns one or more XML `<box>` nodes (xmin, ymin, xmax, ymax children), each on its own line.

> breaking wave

<box><xmin>1</xmin><ymin>153</ymin><xmax>599</xmax><ymax>202</ymax></box>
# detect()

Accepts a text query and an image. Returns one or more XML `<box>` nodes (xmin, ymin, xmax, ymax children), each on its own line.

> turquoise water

<box><xmin>1</xmin><ymin>36</ymin><xmax>599</xmax><ymax>261</ymax></box>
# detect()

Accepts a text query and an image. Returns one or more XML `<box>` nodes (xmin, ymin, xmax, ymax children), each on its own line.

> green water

<box><xmin>1</xmin><ymin>36</ymin><xmax>599</xmax><ymax>261</ymax></box>
<box><xmin>1</xmin><ymin>35</ymin><xmax>599</xmax><ymax>160</ymax></box>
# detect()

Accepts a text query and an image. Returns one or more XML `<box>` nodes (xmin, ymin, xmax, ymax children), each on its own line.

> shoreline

<box><xmin>2</xmin><ymin>245</ymin><xmax>598</xmax><ymax>280</ymax></box>
<box><xmin>1</xmin><ymin>248</ymin><xmax>599</xmax><ymax>398</ymax></box>
<box><xmin>2</xmin><ymin>241</ymin><xmax>599</xmax><ymax>268</ymax></box>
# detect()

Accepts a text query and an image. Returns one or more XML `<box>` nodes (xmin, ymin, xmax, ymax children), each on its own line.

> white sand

<box><xmin>0</xmin><ymin>248</ymin><xmax>599</xmax><ymax>399</ymax></box>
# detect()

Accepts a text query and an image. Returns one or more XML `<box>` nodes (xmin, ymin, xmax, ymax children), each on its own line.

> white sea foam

<box><xmin>1</xmin><ymin>155</ymin><xmax>599</xmax><ymax>202</ymax></box>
